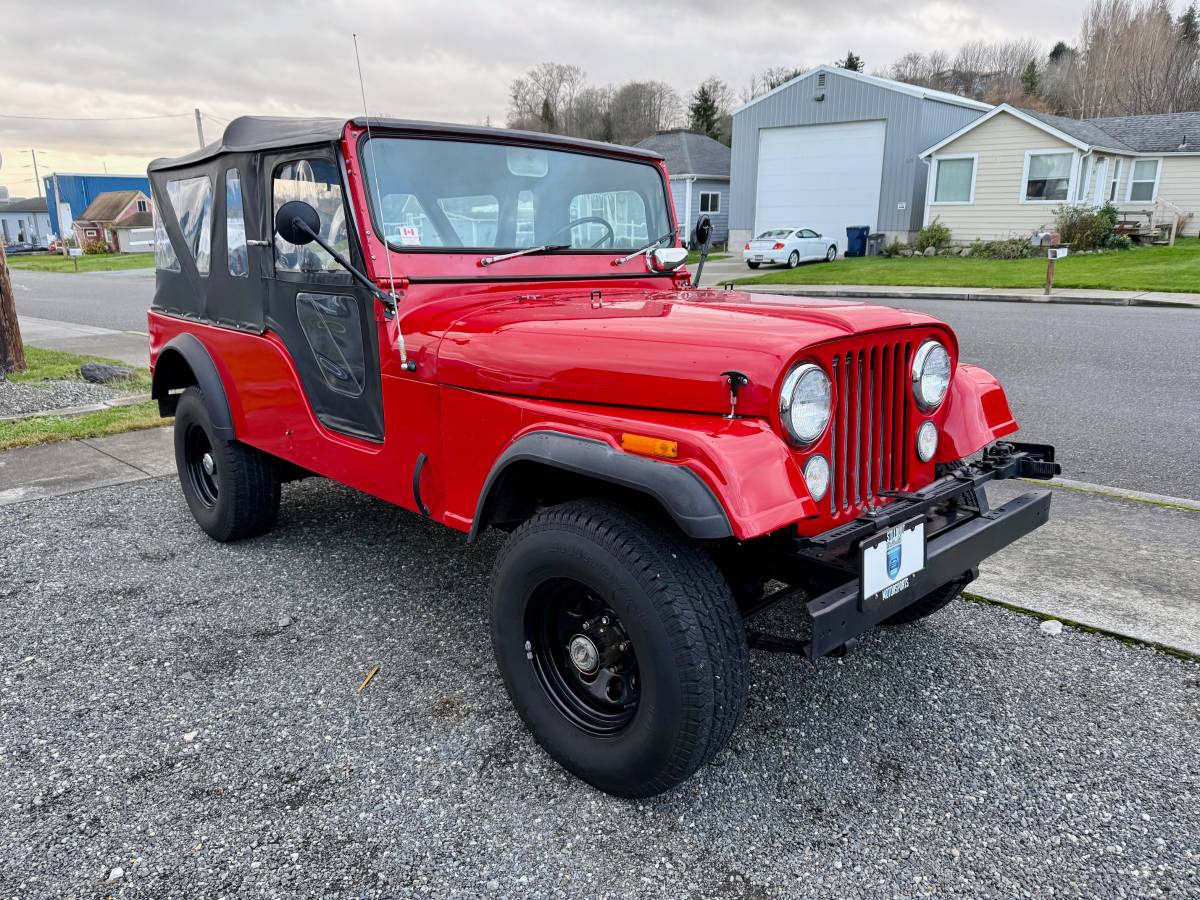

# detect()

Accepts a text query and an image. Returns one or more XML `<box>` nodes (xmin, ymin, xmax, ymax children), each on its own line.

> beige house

<box><xmin>919</xmin><ymin>104</ymin><xmax>1200</xmax><ymax>241</ymax></box>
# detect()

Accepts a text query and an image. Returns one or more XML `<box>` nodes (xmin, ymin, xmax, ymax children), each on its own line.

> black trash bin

<box><xmin>845</xmin><ymin>226</ymin><xmax>869</xmax><ymax>258</ymax></box>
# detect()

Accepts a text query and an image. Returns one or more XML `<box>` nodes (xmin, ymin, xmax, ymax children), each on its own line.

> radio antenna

<box><xmin>353</xmin><ymin>33</ymin><xmax>410</xmax><ymax>369</ymax></box>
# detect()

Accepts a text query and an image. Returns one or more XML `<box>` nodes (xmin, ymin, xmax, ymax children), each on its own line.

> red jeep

<box><xmin>147</xmin><ymin>117</ymin><xmax>1059</xmax><ymax>797</ymax></box>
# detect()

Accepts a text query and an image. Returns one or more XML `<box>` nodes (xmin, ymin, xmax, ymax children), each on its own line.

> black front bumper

<box><xmin>747</xmin><ymin>442</ymin><xmax>1058</xmax><ymax>658</ymax></box>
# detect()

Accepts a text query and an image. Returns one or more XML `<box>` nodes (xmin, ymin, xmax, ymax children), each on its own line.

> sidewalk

<box><xmin>17</xmin><ymin>315</ymin><xmax>149</xmax><ymax>367</ymax></box>
<box><xmin>1</xmin><ymin>427</ymin><xmax>1197</xmax><ymax>658</ymax></box>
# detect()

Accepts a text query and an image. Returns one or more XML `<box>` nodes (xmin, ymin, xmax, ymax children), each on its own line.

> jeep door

<box><xmin>263</xmin><ymin>151</ymin><xmax>385</xmax><ymax>442</ymax></box>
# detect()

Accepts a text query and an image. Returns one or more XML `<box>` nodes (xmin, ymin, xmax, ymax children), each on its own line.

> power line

<box><xmin>0</xmin><ymin>112</ymin><xmax>193</xmax><ymax>122</ymax></box>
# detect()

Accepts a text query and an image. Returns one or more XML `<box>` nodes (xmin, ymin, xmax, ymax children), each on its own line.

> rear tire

<box><xmin>787</xmin><ymin>250</ymin><xmax>800</xmax><ymax>268</ymax></box>
<box><xmin>174</xmin><ymin>386</ymin><xmax>280</xmax><ymax>542</ymax></box>
<box><xmin>879</xmin><ymin>579</ymin><xmax>964</xmax><ymax>626</ymax></box>
<box><xmin>489</xmin><ymin>499</ymin><xmax>748</xmax><ymax>798</ymax></box>
<box><xmin>746</xmin><ymin>261</ymin><xmax>760</xmax><ymax>269</ymax></box>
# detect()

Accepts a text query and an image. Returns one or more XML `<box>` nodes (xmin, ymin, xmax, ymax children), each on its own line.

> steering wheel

<box><xmin>550</xmin><ymin>216</ymin><xmax>616</xmax><ymax>249</ymax></box>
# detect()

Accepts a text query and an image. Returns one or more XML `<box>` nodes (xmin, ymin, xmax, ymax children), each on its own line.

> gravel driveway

<box><xmin>2</xmin><ymin>477</ymin><xmax>1197</xmax><ymax>898</ymax></box>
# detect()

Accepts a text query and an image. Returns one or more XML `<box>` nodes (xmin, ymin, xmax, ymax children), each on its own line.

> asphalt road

<box><xmin>2</xmin><ymin>477</ymin><xmax>1197</xmax><ymax>898</ymax></box>
<box><xmin>12</xmin><ymin>269</ymin><xmax>1199</xmax><ymax>497</ymax></box>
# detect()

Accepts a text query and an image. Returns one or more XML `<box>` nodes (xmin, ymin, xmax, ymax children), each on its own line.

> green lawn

<box><xmin>734</xmin><ymin>240</ymin><xmax>1200</xmax><ymax>294</ymax></box>
<box><xmin>686</xmin><ymin>250</ymin><xmax>730</xmax><ymax>265</ymax></box>
<box><xmin>5</xmin><ymin>252</ymin><xmax>154</xmax><ymax>273</ymax></box>
<box><xmin>1</xmin><ymin>346</ymin><xmax>160</xmax><ymax>450</ymax></box>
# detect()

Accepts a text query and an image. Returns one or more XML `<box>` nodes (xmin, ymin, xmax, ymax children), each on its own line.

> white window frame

<box><xmin>1126</xmin><ymin>158</ymin><xmax>1162</xmax><ymax>203</ymax></box>
<box><xmin>1074</xmin><ymin>154</ymin><xmax>1093</xmax><ymax>204</ymax></box>
<box><xmin>699</xmin><ymin>191</ymin><xmax>720</xmax><ymax>214</ymax></box>
<box><xmin>1108</xmin><ymin>158</ymin><xmax>1123</xmax><ymax>203</ymax></box>
<box><xmin>1020</xmin><ymin>149</ymin><xmax>1078</xmax><ymax>205</ymax></box>
<box><xmin>929</xmin><ymin>153</ymin><xmax>978</xmax><ymax>205</ymax></box>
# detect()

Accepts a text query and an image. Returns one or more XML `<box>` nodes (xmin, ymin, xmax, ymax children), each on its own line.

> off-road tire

<box><xmin>746</xmin><ymin>261</ymin><xmax>760</xmax><ymax>269</ymax></box>
<box><xmin>489</xmin><ymin>499</ymin><xmax>749</xmax><ymax>798</ymax></box>
<box><xmin>879</xmin><ymin>579</ymin><xmax>964</xmax><ymax>626</ymax></box>
<box><xmin>174</xmin><ymin>385</ymin><xmax>280</xmax><ymax>542</ymax></box>
<box><xmin>787</xmin><ymin>250</ymin><xmax>800</xmax><ymax>268</ymax></box>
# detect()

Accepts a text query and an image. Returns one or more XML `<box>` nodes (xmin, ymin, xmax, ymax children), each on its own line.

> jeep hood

<box><xmin>435</xmin><ymin>288</ymin><xmax>952</xmax><ymax>417</ymax></box>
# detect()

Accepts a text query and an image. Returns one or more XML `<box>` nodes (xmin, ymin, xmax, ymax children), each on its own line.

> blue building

<box><xmin>636</xmin><ymin>130</ymin><xmax>731</xmax><ymax>248</ymax></box>
<box><xmin>43</xmin><ymin>172</ymin><xmax>151</xmax><ymax>239</ymax></box>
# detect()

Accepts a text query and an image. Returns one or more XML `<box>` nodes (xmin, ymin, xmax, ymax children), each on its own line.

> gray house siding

<box><xmin>729</xmin><ymin>69</ymin><xmax>984</xmax><ymax>244</ymax></box>
<box><xmin>669</xmin><ymin>177</ymin><xmax>729</xmax><ymax>245</ymax></box>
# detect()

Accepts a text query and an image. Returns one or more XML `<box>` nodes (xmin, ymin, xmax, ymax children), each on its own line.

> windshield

<box><xmin>360</xmin><ymin>137</ymin><xmax>672</xmax><ymax>253</ymax></box>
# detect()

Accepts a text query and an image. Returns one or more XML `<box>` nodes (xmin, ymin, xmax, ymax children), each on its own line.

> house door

<box><xmin>265</xmin><ymin>154</ymin><xmax>384</xmax><ymax>442</ymax></box>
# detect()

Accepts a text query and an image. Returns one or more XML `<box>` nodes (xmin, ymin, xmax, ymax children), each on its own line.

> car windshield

<box><xmin>755</xmin><ymin>230</ymin><xmax>793</xmax><ymax>239</ymax></box>
<box><xmin>359</xmin><ymin>137</ymin><xmax>672</xmax><ymax>252</ymax></box>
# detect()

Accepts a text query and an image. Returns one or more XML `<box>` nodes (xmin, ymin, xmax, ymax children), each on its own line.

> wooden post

<box><xmin>0</xmin><ymin>241</ymin><xmax>27</xmax><ymax>375</ymax></box>
<box><xmin>1044</xmin><ymin>250</ymin><xmax>1056</xmax><ymax>296</ymax></box>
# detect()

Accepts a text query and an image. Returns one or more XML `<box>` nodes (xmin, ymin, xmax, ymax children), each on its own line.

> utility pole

<box><xmin>0</xmin><ymin>241</ymin><xmax>27</xmax><ymax>376</ymax></box>
<box><xmin>29</xmin><ymin>149</ymin><xmax>42</xmax><ymax>199</ymax></box>
<box><xmin>194</xmin><ymin>108</ymin><xmax>205</xmax><ymax>148</ymax></box>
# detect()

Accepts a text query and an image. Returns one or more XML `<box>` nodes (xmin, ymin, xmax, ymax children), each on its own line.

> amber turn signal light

<box><xmin>620</xmin><ymin>433</ymin><xmax>679</xmax><ymax>459</ymax></box>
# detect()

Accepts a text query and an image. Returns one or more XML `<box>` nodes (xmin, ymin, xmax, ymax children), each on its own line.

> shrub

<box><xmin>1055</xmin><ymin>202</ymin><xmax>1120</xmax><ymax>251</ymax></box>
<box><xmin>82</xmin><ymin>239</ymin><xmax>108</xmax><ymax>255</ymax></box>
<box><xmin>915</xmin><ymin>218</ymin><xmax>952</xmax><ymax>251</ymax></box>
<box><xmin>882</xmin><ymin>238</ymin><xmax>908</xmax><ymax>257</ymax></box>
<box><xmin>968</xmin><ymin>238</ymin><xmax>1034</xmax><ymax>259</ymax></box>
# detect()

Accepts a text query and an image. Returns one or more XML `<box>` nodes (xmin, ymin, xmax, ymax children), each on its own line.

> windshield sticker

<box><xmin>397</xmin><ymin>226</ymin><xmax>421</xmax><ymax>246</ymax></box>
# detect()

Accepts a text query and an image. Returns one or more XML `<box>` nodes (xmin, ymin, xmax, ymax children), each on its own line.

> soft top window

<box><xmin>161</xmin><ymin>175</ymin><xmax>212</xmax><ymax>274</ymax></box>
<box><xmin>360</xmin><ymin>137</ymin><xmax>671</xmax><ymax>252</ymax></box>
<box><xmin>273</xmin><ymin>158</ymin><xmax>349</xmax><ymax>274</ymax></box>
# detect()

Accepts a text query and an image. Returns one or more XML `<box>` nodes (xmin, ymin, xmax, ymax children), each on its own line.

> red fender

<box><xmin>937</xmin><ymin>363</ymin><xmax>1018</xmax><ymax>462</ymax></box>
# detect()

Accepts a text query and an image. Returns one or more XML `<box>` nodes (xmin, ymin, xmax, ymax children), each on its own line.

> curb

<box><xmin>962</xmin><ymin>591</ymin><xmax>1199</xmax><ymax>664</ymax></box>
<box><xmin>0</xmin><ymin>394</ymin><xmax>152</xmax><ymax>425</ymax></box>
<box><xmin>726</xmin><ymin>284</ymin><xmax>1200</xmax><ymax>309</ymax></box>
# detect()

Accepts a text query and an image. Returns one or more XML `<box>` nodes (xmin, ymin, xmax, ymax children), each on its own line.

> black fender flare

<box><xmin>151</xmin><ymin>333</ymin><xmax>235</xmax><ymax>440</ymax></box>
<box><xmin>470</xmin><ymin>430</ymin><xmax>733</xmax><ymax>541</ymax></box>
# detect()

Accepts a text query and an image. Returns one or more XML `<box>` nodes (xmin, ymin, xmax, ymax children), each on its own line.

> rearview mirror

<box><xmin>649</xmin><ymin>247</ymin><xmax>688</xmax><ymax>271</ymax></box>
<box><xmin>693</xmin><ymin>214</ymin><xmax>713</xmax><ymax>248</ymax></box>
<box><xmin>275</xmin><ymin>200</ymin><xmax>321</xmax><ymax>246</ymax></box>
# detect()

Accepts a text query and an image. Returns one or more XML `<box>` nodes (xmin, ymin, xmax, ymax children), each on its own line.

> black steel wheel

<box><xmin>173</xmin><ymin>385</ymin><xmax>281</xmax><ymax>542</ymax></box>
<box><xmin>526</xmin><ymin>579</ymin><xmax>639</xmax><ymax>735</ymax></box>
<box><xmin>489</xmin><ymin>499</ymin><xmax>748</xmax><ymax>798</ymax></box>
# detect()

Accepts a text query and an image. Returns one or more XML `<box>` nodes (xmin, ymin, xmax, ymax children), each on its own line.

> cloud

<box><xmin>0</xmin><ymin>0</ymin><xmax>1081</xmax><ymax>195</ymax></box>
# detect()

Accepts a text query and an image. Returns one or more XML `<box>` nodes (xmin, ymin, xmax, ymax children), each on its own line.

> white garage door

<box><xmin>754</xmin><ymin>120</ymin><xmax>886</xmax><ymax>252</ymax></box>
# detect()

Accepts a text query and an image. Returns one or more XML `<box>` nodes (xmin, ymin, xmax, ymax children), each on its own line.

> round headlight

<box><xmin>916</xmin><ymin>421</ymin><xmax>938</xmax><ymax>462</ymax></box>
<box><xmin>780</xmin><ymin>363</ymin><xmax>832</xmax><ymax>445</ymax></box>
<box><xmin>912</xmin><ymin>340</ymin><xmax>951</xmax><ymax>411</ymax></box>
<box><xmin>803</xmin><ymin>454</ymin><xmax>830</xmax><ymax>501</ymax></box>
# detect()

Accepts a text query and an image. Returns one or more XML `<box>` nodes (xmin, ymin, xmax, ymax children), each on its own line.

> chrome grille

<box><xmin>829</xmin><ymin>341</ymin><xmax>912</xmax><ymax>514</ymax></box>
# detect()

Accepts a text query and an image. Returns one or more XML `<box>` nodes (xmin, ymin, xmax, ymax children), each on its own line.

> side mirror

<box><xmin>275</xmin><ymin>200</ymin><xmax>321</xmax><ymax>245</ymax></box>
<box><xmin>693</xmin><ymin>214</ymin><xmax>713</xmax><ymax>248</ymax></box>
<box><xmin>649</xmin><ymin>247</ymin><xmax>688</xmax><ymax>271</ymax></box>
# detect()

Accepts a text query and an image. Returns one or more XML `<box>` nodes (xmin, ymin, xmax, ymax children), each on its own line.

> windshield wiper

<box><xmin>612</xmin><ymin>232</ymin><xmax>674</xmax><ymax>266</ymax></box>
<box><xmin>479</xmin><ymin>244</ymin><xmax>570</xmax><ymax>267</ymax></box>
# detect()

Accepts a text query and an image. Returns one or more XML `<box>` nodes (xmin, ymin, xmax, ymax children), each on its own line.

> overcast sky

<box><xmin>0</xmin><ymin>0</ymin><xmax>1085</xmax><ymax>197</ymax></box>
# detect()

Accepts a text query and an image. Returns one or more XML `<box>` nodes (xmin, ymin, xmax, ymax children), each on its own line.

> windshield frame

<box><xmin>354</xmin><ymin>132</ymin><xmax>676</xmax><ymax>256</ymax></box>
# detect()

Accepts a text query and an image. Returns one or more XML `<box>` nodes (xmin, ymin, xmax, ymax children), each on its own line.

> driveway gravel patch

<box><xmin>1</xmin><ymin>477</ymin><xmax>1197</xmax><ymax>898</ymax></box>
<box><xmin>0</xmin><ymin>378</ymin><xmax>128</xmax><ymax>418</ymax></box>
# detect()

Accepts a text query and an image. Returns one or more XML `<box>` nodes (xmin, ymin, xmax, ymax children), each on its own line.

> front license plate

<box><xmin>860</xmin><ymin>516</ymin><xmax>926</xmax><ymax>609</ymax></box>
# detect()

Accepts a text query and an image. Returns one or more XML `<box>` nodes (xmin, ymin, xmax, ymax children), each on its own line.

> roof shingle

<box><xmin>76</xmin><ymin>190</ymin><xmax>143</xmax><ymax>224</ymax></box>
<box><xmin>1018</xmin><ymin>107</ymin><xmax>1200</xmax><ymax>153</ymax></box>
<box><xmin>635</xmin><ymin>130</ymin><xmax>731</xmax><ymax>178</ymax></box>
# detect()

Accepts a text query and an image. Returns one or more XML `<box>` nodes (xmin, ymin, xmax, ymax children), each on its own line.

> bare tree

<box><xmin>741</xmin><ymin>66</ymin><xmax>806</xmax><ymax>103</ymax></box>
<box><xmin>609</xmin><ymin>81</ymin><xmax>681</xmax><ymax>144</ymax></box>
<box><xmin>507</xmin><ymin>62</ymin><xmax>588</xmax><ymax>132</ymax></box>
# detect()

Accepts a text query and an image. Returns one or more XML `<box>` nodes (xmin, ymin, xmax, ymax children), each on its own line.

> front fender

<box><xmin>937</xmin><ymin>363</ymin><xmax>1018</xmax><ymax>462</ymax></box>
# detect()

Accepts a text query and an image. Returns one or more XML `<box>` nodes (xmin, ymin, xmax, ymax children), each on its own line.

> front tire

<box><xmin>174</xmin><ymin>386</ymin><xmax>281</xmax><ymax>542</ymax></box>
<box><xmin>489</xmin><ymin>499</ymin><xmax>748</xmax><ymax>798</ymax></box>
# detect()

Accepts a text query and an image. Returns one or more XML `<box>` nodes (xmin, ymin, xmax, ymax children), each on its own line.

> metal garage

<box><xmin>729</xmin><ymin>66</ymin><xmax>989</xmax><ymax>252</ymax></box>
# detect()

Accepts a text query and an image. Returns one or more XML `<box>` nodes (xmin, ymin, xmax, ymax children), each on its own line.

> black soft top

<box><xmin>149</xmin><ymin>116</ymin><xmax>664</xmax><ymax>171</ymax></box>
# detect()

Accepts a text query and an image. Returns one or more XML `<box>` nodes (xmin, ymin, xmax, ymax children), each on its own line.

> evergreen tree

<box><xmin>540</xmin><ymin>97</ymin><xmax>556</xmax><ymax>132</ymax></box>
<box><xmin>1179</xmin><ymin>2</ymin><xmax>1199</xmax><ymax>46</ymax></box>
<box><xmin>1048</xmin><ymin>41</ymin><xmax>1074</xmax><ymax>64</ymax></box>
<box><xmin>1021</xmin><ymin>60</ymin><xmax>1040</xmax><ymax>97</ymax></box>
<box><xmin>688</xmin><ymin>79</ymin><xmax>725</xmax><ymax>141</ymax></box>
<box><xmin>838</xmin><ymin>51</ymin><xmax>864</xmax><ymax>72</ymax></box>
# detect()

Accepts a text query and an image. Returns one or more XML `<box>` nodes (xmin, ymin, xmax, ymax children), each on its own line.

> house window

<box><xmin>932</xmin><ymin>156</ymin><xmax>975</xmax><ymax>203</ymax></box>
<box><xmin>136</xmin><ymin>199</ymin><xmax>148</xmax><ymax>213</ymax></box>
<box><xmin>1108</xmin><ymin>159</ymin><xmax>1123</xmax><ymax>202</ymax></box>
<box><xmin>1128</xmin><ymin>159</ymin><xmax>1160</xmax><ymax>202</ymax></box>
<box><xmin>226</xmin><ymin>168</ymin><xmax>248</xmax><ymax>277</ymax></box>
<box><xmin>85</xmin><ymin>229</ymin><xmax>97</xmax><ymax>237</ymax></box>
<box><xmin>699</xmin><ymin>192</ymin><xmax>720</xmax><ymax>214</ymax></box>
<box><xmin>1074</xmin><ymin>156</ymin><xmax>1092</xmax><ymax>203</ymax></box>
<box><xmin>1024</xmin><ymin>151</ymin><xmax>1073</xmax><ymax>202</ymax></box>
